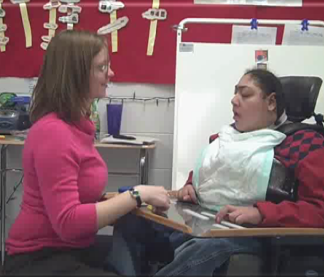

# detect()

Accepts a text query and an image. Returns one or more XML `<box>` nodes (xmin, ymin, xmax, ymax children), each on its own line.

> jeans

<box><xmin>106</xmin><ymin>213</ymin><xmax>263</xmax><ymax>276</ymax></box>
<box><xmin>156</xmin><ymin>236</ymin><xmax>262</xmax><ymax>276</ymax></box>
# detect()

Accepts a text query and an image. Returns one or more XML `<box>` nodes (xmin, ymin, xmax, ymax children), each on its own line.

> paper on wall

<box><xmin>231</xmin><ymin>25</ymin><xmax>277</xmax><ymax>45</ymax></box>
<box><xmin>282</xmin><ymin>25</ymin><xmax>324</xmax><ymax>46</ymax></box>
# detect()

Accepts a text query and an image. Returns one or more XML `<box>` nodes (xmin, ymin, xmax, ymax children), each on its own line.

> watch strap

<box><xmin>129</xmin><ymin>188</ymin><xmax>142</xmax><ymax>208</ymax></box>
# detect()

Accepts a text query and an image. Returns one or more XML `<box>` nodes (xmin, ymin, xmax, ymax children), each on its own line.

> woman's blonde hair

<box><xmin>30</xmin><ymin>29</ymin><xmax>108</xmax><ymax>123</ymax></box>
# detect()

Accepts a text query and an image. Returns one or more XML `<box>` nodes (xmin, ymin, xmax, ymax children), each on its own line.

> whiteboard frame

<box><xmin>172</xmin><ymin>18</ymin><xmax>324</xmax><ymax>190</ymax></box>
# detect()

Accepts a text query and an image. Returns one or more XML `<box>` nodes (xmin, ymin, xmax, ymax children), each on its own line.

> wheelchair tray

<box><xmin>133</xmin><ymin>198</ymin><xmax>324</xmax><ymax>238</ymax></box>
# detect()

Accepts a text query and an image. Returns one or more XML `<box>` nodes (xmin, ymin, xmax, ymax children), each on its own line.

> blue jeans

<box><xmin>156</xmin><ymin>236</ymin><xmax>262</xmax><ymax>276</ymax></box>
<box><xmin>106</xmin><ymin>213</ymin><xmax>262</xmax><ymax>276</ymax></box>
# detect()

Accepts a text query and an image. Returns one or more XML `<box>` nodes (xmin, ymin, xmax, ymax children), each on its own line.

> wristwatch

<box><xmin>129</xmin><ymin>188</ymin><xmax>142</xmax><ymax>208</ymax></box>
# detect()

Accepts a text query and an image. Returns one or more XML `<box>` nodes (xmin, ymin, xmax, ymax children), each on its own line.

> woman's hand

<box><xmin>215</xmin><ymin>205</ymin><xmax>263</xmax><ymax>225</ymax></box>
<box><xmin>177</xmin><ymin>184</ymin><xmax>198</xmax><ymax>204</ymax></box>
<box><xmin>136</xmin><ymin>185</ymin><xmax>170</xmax><ymax>211</ymax></box>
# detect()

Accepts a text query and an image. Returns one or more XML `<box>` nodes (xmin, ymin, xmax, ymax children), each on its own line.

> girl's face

<box><xmin>231</xmin><ymin>74</ymin><xmax>277</xmax><ymax>132</ymax></box>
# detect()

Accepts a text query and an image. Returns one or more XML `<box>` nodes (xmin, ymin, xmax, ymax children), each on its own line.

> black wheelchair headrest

<box><xmin>279</xmin><ymin>76</ymin><xmax>323</xmax><ymax>122</ymax></box>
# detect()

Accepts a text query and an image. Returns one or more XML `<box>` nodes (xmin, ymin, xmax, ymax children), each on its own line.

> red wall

<box><xmin>0</xmin><ymin>0</ymin><xmax>323</xmax><ymax>84</ymax></box>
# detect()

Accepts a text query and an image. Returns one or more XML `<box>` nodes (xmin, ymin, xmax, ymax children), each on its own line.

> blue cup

<box><xmin>107</xmin><ymin>104</ymin><xmax>123</xmax><ymax>136</ymax></box>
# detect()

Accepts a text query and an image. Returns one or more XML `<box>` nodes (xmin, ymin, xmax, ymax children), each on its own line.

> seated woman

<box><xmin>4</xmin><ymin>30</ymin><xmax>170</xmax><ymax>275</ymax></box>
<box><xmin>108</xmin><ymin>69</ymin><xmax>324</xmax><ymax>276</ymax></box>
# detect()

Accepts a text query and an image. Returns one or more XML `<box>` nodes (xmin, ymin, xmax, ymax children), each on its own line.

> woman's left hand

<box><xmin>215</xmin><ymin>205</ymin><xmax>263</xmax><ymax>226</ymax></box>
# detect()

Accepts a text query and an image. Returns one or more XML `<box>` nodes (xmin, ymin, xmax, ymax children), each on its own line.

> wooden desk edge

<box><xmin>95</xmin><ymin>143</ymin><xmax>156</xmax><ymax>149</ymax></box>
<box><xmin>104</xmin><ymin>191</ymin><xmax>176</xmax><ymax>200</ymax></box>
<box><xmin>202</xmin><ymin>228</ymin><xmax>324</xmax><ymax>238</ymax></box>
<box><xmin>0</xmin><ymin>136</ymin><xmax>156</xmax><ymax>149</ymax></box>
<box><xmin>100</xmin><ymin>192</ymin><xmax>324</xmax><ymax>237</ymax></box>
<box><xmin>0</xmin><ymin>138</ymin><xmax>25</xmax><ymax>146</ymax></box>
<box><xmin>134</xmin><ymin>207</ymin><xmax>324</xmax><ymax>237</ymax></box>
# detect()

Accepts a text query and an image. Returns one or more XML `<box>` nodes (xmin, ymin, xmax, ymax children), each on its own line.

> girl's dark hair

<box><xmin>245</xmin><ymin>68</ymin><xmax>286</xmax><ymax>121</ymax></box>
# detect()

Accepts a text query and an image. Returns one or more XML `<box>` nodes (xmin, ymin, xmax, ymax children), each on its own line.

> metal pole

<box><xmin>1</xmin><ymin>145</ymin><xmax>7</xmax><ymax>267</ymax></box>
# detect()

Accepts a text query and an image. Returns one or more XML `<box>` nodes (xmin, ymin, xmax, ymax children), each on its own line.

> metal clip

<box><xmin>0</xmin><ymin>24</ymin><xmax>7</xmax><ymax>32</ymax></box>
<box><xmin>58</xmin><ymin>4</ymin><xmax>82</xmax><ymax>13</ymax></box>
<box><xmin>97</xmin><ymin>16</ymin><xmax>129</xmax><ymax>34</ymax></box>
<box><xmin>44</xmin><ymin>22</ymin><xmax>58</xmax><ymax>30</ymax></box>
<box><xmin>99</xmin><ymin>0</ymin><xmax>124</xmax><ymax>13</ymax></box>
<box><xmin>0</xmin><ymin>36</ymin><xmax>9</xmax><ymax>46</ymax></box>
<box><xmin>0</xmin><ymin>8</ymin><xmax>5</xmax><ymax>18</ymax></box>
<box><xmin>250</xmin><ymin>18</ymin><xmax>258</xmax><ymax>30</ymax></box>
<box><xmin>142</xmin><ymin>8</ymin><xmax>167</xmax><ymax>20</ymax></box>
<box><xmin>40</xmin><ymin>42</ymin><xmax>48</xmax><ymax>50</ymax></box>
<box><xmin>301</xmin><ymin>19</ymin><xmax>309</xmax><ymax>31</ymax></box>
<box><xmin>43</xmin><ymin>1</ymin><xmax>61</xmax><ymax>10</ymax></box>
<box><xmin>58</xmin><ymin>13</ymin><xmax>78</xmax><ymax>24</ymax></box>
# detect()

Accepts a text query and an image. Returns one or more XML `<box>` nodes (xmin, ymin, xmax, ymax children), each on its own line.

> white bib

<box><xmin>193</xmin><ymin>125</ymin><xmax>286</xmax><ymax>211</ymax></box>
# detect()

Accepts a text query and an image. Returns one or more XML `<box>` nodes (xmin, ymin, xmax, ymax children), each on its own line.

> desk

<box><xmin>0</xmin><ymin>136</ymin><xmax>156</xmax><ymax>266</ymax></box>
<box><xmin>105</xmin><ymin>192</ymin><xmax>324</xmax><ymax>237</ymax></box>
<box><xmin>134</xmin><ymin>202</ymin><xmax>324</xmax><ymax>238</ymax></box>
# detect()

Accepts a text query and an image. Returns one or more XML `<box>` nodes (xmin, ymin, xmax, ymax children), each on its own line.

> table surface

<box><xmin>104</xmin><ymin>191</ymin><xmax>324</xmax><ymax>237</ymax></box>
<box><xmin>0</xmin><ymin>135</ymin><xmax>156</xmax><ymax>149</ymax></box>
<box><xmin>133</xmin><ymin>195</ymin><xmax>324</xmax><ymax>238</ymax></box>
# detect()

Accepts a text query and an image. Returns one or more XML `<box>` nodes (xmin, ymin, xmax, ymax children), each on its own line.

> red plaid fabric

<box><xmin>275</xmin><ymin>130</ymin><xmax>324</xmax><ymax>171</ymax></box>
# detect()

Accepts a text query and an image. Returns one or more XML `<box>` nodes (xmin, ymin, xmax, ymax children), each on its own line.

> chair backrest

<box><xmin>279</xmin><ymin>76</ymin><xmax>323</xmax><ymax>123</ymax></box>
<box><xmin>267</xmin><ymin>76</ymin><xmax>324</xmax><ymax>203</ymax></box>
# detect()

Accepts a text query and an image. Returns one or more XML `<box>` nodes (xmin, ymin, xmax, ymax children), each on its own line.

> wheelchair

<box><xmin>142</xmin><ymin>76</ymin><xmax>324</xmax><ymax>277</ymax></box>
<box><xmin>218</xmin><ymin>76</ymin><xmax>324</xmax><ymax>276</ymax></box>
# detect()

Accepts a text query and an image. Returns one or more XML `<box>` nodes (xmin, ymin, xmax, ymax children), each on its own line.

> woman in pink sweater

<box><xmin>4</xmin><ymin>30</ymin><xmax>170</xmax><ymax>275</ymax></box>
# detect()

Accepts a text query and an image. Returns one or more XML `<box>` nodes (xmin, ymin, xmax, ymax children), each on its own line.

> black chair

<box><xmin>267</xmin><ymin>76</ymin><xmax>324</xmax><ymax>205</ymax></box>
<box><xmin>280</xmin><ymin>76</ymin><xmax>323</xmax><ymax>125</ymax></box>
<box><xmin>273</xmin><ymin>76</ymin><xmax>324</xmax><ymax>276</ymax></box>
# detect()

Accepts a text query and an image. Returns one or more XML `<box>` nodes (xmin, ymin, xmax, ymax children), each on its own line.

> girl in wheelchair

<box><xmin>108</xmin><ymin>69</ymin><xmax>324</xmax><ymax>276</ymax></box>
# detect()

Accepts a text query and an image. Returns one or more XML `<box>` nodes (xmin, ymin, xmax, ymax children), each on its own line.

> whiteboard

<box><xmin>172</xmin><ymin>43</ymin><xmax>324</xmax><ymax>190</ymax></box>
